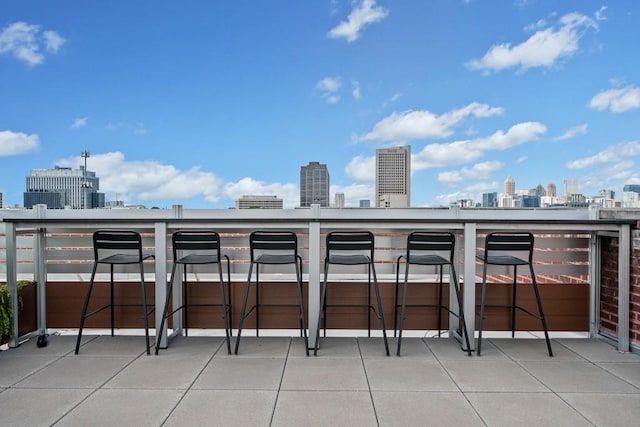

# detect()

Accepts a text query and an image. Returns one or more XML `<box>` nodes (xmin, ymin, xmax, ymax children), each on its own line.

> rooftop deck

<box><xmin>1</xmin><ymin>333</ymin><xmax>639</xmax><ymax>426</ymax></box>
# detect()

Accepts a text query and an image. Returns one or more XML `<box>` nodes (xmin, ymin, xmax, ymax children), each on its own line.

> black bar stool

<box><xmin>75</xmin><ymin>230</ymin><xmax>155</xmax><ymax>355</ymax></box>
<box><xmin>476</xmin><ymin>231</ymin><xmax>553</xmax><ymax>356</ymax></box>
<box><xmin>156</xmin><ymin>230</ymin><xmax>232</xmax><ymax>355</ymax></box>
<box><xmin>314</xmin><ymin>230</ymin><xmax>390</xmax><ymax>356</ymax></box>
<box><xmin>235</xmin><ymin>231</ymin><xmax>308</xmax><ymax>355</ymax></box>
<box><xmin>394</xmin><ymin>231</ymin><xmax>472</xmax><ymax>356</ymax></box>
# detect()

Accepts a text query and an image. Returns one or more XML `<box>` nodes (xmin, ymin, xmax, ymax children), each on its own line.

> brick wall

<box><xmin>600</xmin><ymin>229</ymin><xmax>640</xmax><ymax>347</ymax></box>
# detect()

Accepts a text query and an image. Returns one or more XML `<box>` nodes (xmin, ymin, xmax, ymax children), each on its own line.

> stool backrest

<box><xmin>249</xmin><ymin>231</ymin><xmax>298</xmax><ymax>261</ymax></box>
<box><xmin>484</xmin><ymin>232</ymin><xmax>535</xmax><ymax>262</ymax></box>
<box><xmin>325</xmin><ymin>231</ymin><xmax>375</xmax><ymax>259</ymax></box>
<box><xmin>172</xmin><ymin>230</ymin><xmax>221</xmax><ymax>261</ymax></box>
<box><xmin>407</xmin><ymin>231</ymin><xmax>455</xmax><ymax>258</ymax></box>
<box><xmin>93</xmin><ymin>230</ymin><xmax>143</xmax><ymax>260</ymax></box>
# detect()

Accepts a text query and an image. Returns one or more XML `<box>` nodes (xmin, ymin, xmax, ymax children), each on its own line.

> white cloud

<box><xmin>589</xmin><ymin>85</ymin><xmax>640</xmax><ymax>113</ymax></box>
<box><xmin>467</xmin><ymin>10</ymin><xmax>599</xmax><ymax>73</ymax></box>
<box><xmin>0</xmin><ymin>21</ymin><xmax>65</xmax><ymax>67</ymax></box>
<box><xmin>554</xmin><ymin>123</ymin><xmax>588</xmax><ymax>141</ymax></box>
<box><xmin>345</xmin><ymin>155</ymin><xmax>375</xmax><ymax>182</ymax></box>
<box><xmin>352</xmin><ymin>81</ymin><xmax>361</xmax><ymax>100</ymax></box>
<box><xmin>0</xmin><ymin>130</ymin><xmax>39</xmax><ymax>156</ymax></box>
<box><xmin>359</xmin><ymin>102</ymin><xmax>504</xmax><ymax>142</ymax></box>
<box><xmin>327</xmin><ymin>0</ymin><xmax>389</xmax><ymax>43</ymax></box>
<box><xmin>566</xmin><ymin>141</ymin><xmax>640</xmax><ymax>169</ymax></box>
<box><xmin>516</xmin><ymin>156</ymin><xmax>528</xmax><ymax>164</ymax></box>
<box><xmin>315</xmin><ymin>76</ymin><xmax>342</xmax><ymax>104</ymax></box>
<box><xmin>43</xmin><ymin>30</ymin><xmax>65</xmax><ymax>52</ymax></box>
<box><xmin>437</xmin><ymin>161</ymin><xmax>504</xmax><ymax>184</ymax></box>
<box><xmin>105</xmin><ymin>121</ymin><xmax>148</xmax><ymax>135</ymax></box>
<box><xmin>222</xmin><ymin>177</ymin><xmax>299</xmax><ymax>208</ymax></box>
<box><xmin>413</xmin><ymin>122</ymin><xmax>546</xmax><ymax>170</ymax></box>
<box><xmin>57</xmin><ymin>152</ymin><xmax>224</xmax><ymax>205</ymax></box>
<box><xmin>70</xmin><ymin>117</ymin><xmax>88</xmax><ymax>129</ymax></box>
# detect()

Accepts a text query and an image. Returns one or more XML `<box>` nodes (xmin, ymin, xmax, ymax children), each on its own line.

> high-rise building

<box><xmin>375</xmin><ymin>145</ymin><xmax>410</xmax><ymax>208</ymax></box>
<box><xmin>564</xmin><ymin>179</ymin><xmax>579</xmax><ymax>197</ymax></box>
<box><xmin>334</xmin><ymin>192</ymin><xmax>345</xmax><ymax>208</ymax></box>
<box><xmin>482</xmin><ymin>192</ymin><xmax>498</xmax><ymax>207</ymax></box>
<box><xmin>0</xmin><ymin>192</ymin><xmax>3</xmax><ymax>208</ymax></box>
<box><xmin>24</xmin><ymin>165</ymin><xmax>104</xmax><ymax>209</ymax></box>
<box><xmin>236</xmin><ymin>195</ymin><xmax>283</xmax><ymax>209</ymax></box>
<box><xmin>300</xmin><ymin>162</ymin><xmax>330</xmax><ymax>207</ymax></box>
<box><xmin>547</xmin><ymin>183</ymin><xmax>557</xmax><ymax>197</ymax></box>
<box><xmin>504</xmin><ymin>176</ymin><xmax>515</xmax><ymax>196</ymax></box>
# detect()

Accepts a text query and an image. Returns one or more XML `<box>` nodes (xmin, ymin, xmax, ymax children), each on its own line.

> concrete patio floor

<box><xmin>1</xmin><ymin>333</ymin><xmax>639</xmax><ymax>426</ymax></box>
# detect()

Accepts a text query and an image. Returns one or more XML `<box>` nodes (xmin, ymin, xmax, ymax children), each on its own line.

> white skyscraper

<box><xmin>24</xmin><ymin>166</ymin><xmax>104</xmax><ymax>209</ymax></box>
<box><xmin>375</xmin><ymin>146</ymin><xmax>411</xmax><ymax>208</ymax></box>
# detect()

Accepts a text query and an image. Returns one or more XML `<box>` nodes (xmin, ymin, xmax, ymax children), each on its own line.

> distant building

<box><xmin>334</xmin><ymin>192</ymin><xmax>345</xmax><ymax>208</ymax></box>
<box><xmin>375</xmin><ymin>145</ymin><xmax>410</xmax><ymax>208</ymax></box>
<box><xmin>300</xmin><ymin>162</ymin><xmax>330</xmax><ymax>207</ymax></box>
<box><xmin>504</xmin><ymin>176</ymin><xmax>515</xmax><ymax>196</ymax></box>
<box><xmin>0</xmin><ymin>192</ymin><xmax>3</xmax><ymax>208</ymax></box>
<box><xmin>235</xmin><ymin>195</ymin><xmax>283</xmax><ymax>209</ymax></box>
<box><xmin>623</xmin><ymin>184</ymin><xmax>640</xmax><ymax>193</ymax></box>
<box><xmin>359</xmin><ymin>199</ymin><xmax>371</xmax><ymax>208</ymax></box>
<box><xmin>24</xmin><ymin>165</ymin><xmax>105</xmax><ymax>209</ymax></box>
<box><xmin>521</xmin><ymin>195</ymin><xmax>541</xmax><ymax>208</ymax></box>
<box><xmin>482</xmin><ymin>192</ymin><xmax>498</xmax><ymax>207</ymax></box>
<box><xmin>547</xmin><ymin>182</ymin><xmax>557</xmax><ymax>197</ymax></box>
<box><xmin>564</xmin><ymin>179</ymin><xmax>579</xmax><ymax>197</ymax></box>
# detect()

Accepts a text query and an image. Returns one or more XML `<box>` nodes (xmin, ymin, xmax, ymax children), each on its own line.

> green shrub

<box><xmin>0</xmin><ymin>281</ymin><xmax>35</xmax><ymax>345</ymax></box>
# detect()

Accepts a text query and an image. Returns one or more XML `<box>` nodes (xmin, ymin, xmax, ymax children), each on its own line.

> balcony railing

<box><xmin>1</xmin><ymin>205</ymin><xmax>637</xmax><ymax>352</ymax></box>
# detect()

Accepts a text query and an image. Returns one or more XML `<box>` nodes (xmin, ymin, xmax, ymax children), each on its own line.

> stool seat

<box><xmin>328</xmin><ymin>253</ymin><xmax>371</xmax><ymax>265</ymax></box>
<box><xmin>255</xmin><ymin>253</ymin><xmax>298</xmax><ymax>264</ymax></box>
<box><xmin>476</xmin><ymin>253</ymin><xmax>529</xmax><ymax>266</ymax></box>
<box><xmin>407</xmin><ymin>254</ymin><xmax>450</xmax><ymax>265</ymax></box>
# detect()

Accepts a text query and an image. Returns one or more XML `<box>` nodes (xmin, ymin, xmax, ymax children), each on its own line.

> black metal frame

<box><xmin>156</xmin><ymin>230</ymin><xmax>232</xmax><ymax>355</ymax></box>
<box><xmin>75</xmin><ymin>230</ymin><xmax>155</xmax><ymax>355</ymax></box>
<box><xmin>314</xmin><ymin>230</ymin><xmax>390</xmax><ymax>356</ymax></box>
<box><xmin>394</xmin><ymin>231</ymin><xmax>472</xmax><ymax>356</ymax></box>
<box><xmin>476</xmin><ymin>231</ymin><xmax>553</xmax><ymax>356</ymax></box>
<box><xmin>235</xmin><ymin>231</ymin><xmax>308</xmax><ymax>355</ymax></box>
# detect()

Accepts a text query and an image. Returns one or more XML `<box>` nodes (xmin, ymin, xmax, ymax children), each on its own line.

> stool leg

<box><xmin>511</xmin><ymin>266</ymin><xmax>518</xmax><ymax>338</ymax></box>
<box><xmin>530</xmin><ymin>264</ymin><xmax>553</xmax><ymax>356</ymax></box>
<box><xmin>110</xmin><ymin>264</ymin><xmax>115</xmax><ymax>337</ymax></box>
<box><xmin>155</xmin><ymin>263</ymin><xmax>178</xmax><ymax>355</ymax></box>
<box><xmin>477</xmin><ymin>262</ymin><xmax>488</xmax><ymax>356</ymax></box>
<box><xmin>371</xmin><ymin>265</ymin><xmax>390</xmax><ymax>356</ymax></box>
<box><xmin>451</xmin><ymin>265</ymin><xmax>472</xmax><ymax>356</ymax></box>
<box><xmin>140</xmin><ymin>261</ymin><xmax>150</xmax><ymax>355</ymax></box>
<box><xmin>75</xmin><ymin>263</ymin><xmax>98</xmax><ymax>354</ymax></box>
<box><xmin>367</xmin><ymin>267</ymin><xmax>372</xmax><ymax>337</ymax></box>
<box><xmin>394</xmin><ymin>257</ymin><xmax>401</xmax><ymax>338</ymax></box>
<box><xmin>255</xmin><ymin>267</ymin><xmax>260</xmax><ymax>337</ymax></box>
<box><xmin>314</xmin><ymin>262</ymin><xmax>329</xmax><ymax>356</ymax></box>
<box><xmin>234</xmin><ymin>262</ymin><xmax>254</xmax><ymax>355</ymax></box>
<box><xmin>295</xmin><ymin>258</ymin><xmax>309</xmax><ymax>356</ymax></box>
<box><xmin>183</xmin><ymin>264</ymin><xmax>189</xmax><ymax>337</ymax></box>
<box><xmin>437</xmin><ymin>265</ymin><xmax>444</xmax><ymax>337</ymax></box>
<box><xmin>396</xmin><ymin>261</ymin><xmax>410</xmax><ymax>356</ymax></box>
<box><xmin>218</xmin><ymin>263</ymin><xmax>232</xmax><ymax>355</ymax></box>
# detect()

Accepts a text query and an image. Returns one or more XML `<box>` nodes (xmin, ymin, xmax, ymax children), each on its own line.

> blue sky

<box><xmin>1</xmin><ymin>0</ymin><xmax>639</xmax><ymax>209</ymax></box>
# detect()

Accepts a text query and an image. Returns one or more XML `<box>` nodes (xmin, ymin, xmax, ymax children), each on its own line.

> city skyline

<box><xmin>1</xmin><ymin>1</ymin><xmax>639</xmax><ymax>209</ymax></box>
